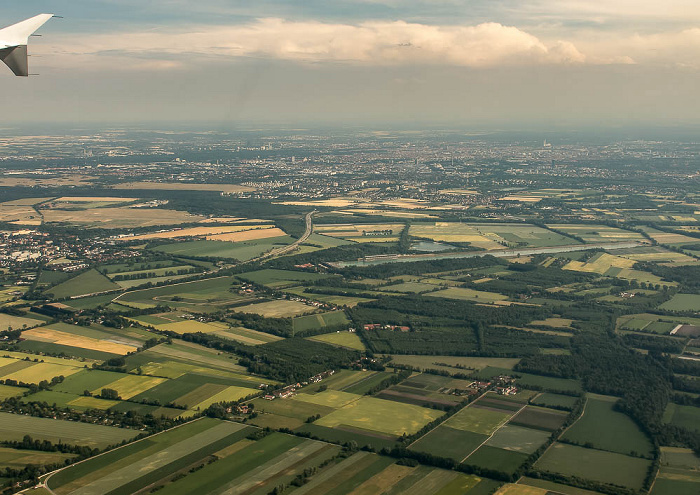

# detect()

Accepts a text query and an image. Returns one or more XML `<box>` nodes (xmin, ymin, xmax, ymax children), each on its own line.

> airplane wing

<box><xmin>0</xmin><ymin>14</ymin><xmax>54</xmax><ymax>76</ymax></box>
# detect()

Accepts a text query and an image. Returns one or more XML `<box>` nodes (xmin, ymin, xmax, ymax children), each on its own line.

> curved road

<box><xmin>249</xmin><ymin>210</ymin><xmax>316</xmax><ymax>263</ymax></box>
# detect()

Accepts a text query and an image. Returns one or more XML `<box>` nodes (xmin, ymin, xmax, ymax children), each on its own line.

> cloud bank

<box><xmin>35</xmin><ymin>17</ymin><xmax>700</xmax><ymax>72</ymax></box>
<box><xmin>43</xmin><ymin>19</ymin><xmax>586</xmax><ymax>70</ymax></box>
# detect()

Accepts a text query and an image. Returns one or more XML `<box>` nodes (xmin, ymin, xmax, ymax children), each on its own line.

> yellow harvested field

<box><xmin>68</xmin><ymin>396</ymin><xmax>120</xmax><ymax>410</ymax></box>
<box><xmin>0</xmin><ymin>313</ymin><xmax>44</xmax><ymax>331</ymax></box>
<box><xmin>281</xmin><ymin>199</ymin><xmax>359</xmax><ymax>207</ymax></box>
<box><xmin>55</xmin><ymin>197</ymin><xmax>135</xmax><ymax>202</ymax></box>
<box><xmin>191</xmin><ymin>385</ymin><xmax>258</xmax><ymax>410</ymax></box>
<box><xmin>0</xmin><ymin>205</ymin><xmax>41</xmax><ymax>225</ymax></box>
<box><xmin>564</xmin><ymin>253</ymin><xmax>636</xmax><ymax>274</ymax></box>
<box><xmin>499</xmin><ymin>196</ymin><xmax>543</xmax><ymax>203</ymax></box>
<box><xmin>1</xmin><ymin>197</ymin><xmax>53</xmax><ymax>206</ymax></box>
<box><xmin>154</xmin><ymin>320</ymin><xmax>229</xmax><ymax>335</ymax></box>
<box><xmin>439</xmin><ymin>189</ymin><xmax>479</xmax><ymax>195</ymax></box>
<box><xmin>199</xmin><ymin>217</ymin><xmax>244</xmax><ymax>223</ymax></box>
<box><xmin>234</xmin><ymin>300</ymin><xmax>315</xmax><ymax>318</ymax></box>
<box><xmin>123</xmin><ymin>224</ymin><xmax>275</xmax><ymax>241</ymax></box>
<box><xmin>21</xmin><ymin>327</ymin><xmax>138</xmax><ymax>355</ymax></box>
<box><xmin>113</xmin><ymin>182</ymin><xmax>255</xmax><ymax>193</ymax></box>
<box><xmin>349</xmin><ymin>463</ymin><xmax>416</xmax><ymax>494</ymax></box>
<box><xmin>0</xmin><ymin>175</ymin><xmax>92</xmax><ymax>187</ymax></box>
<box><xmin>495</xmin><ymin>485</ymin><xmax>547</xmax><ymax>495</ymax></box>
<box><xmin>92</xmin><ymin>375</ymin><xmax>167</xmax><ymax>399</ymax></box>
<box><xmin>1</xmin><ymin>362</ymin><xmax>81</xmax><ymax>382</ymax></box>
<box><xmin>648</xmin><ymin>232</ymin><xmax>698</xmax><ymax>244</ymax></box>
<box><xmin>378</xmin><ymin>199</ymin><xmax>432</xmax><ymax>209</ymax></box>
<box><xmin>40</xmin><ymin>207</ymin><xmax>204</xmax><ymax>228</ymax></box>
<box><xmin>206</xmin><ymin>227</ymin><xmax>287</xmax><ymax>242</ymax></box>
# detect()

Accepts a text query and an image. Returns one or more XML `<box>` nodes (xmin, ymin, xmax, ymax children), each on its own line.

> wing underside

<box><xmin>0</xmin><ymin>14</ymin><xmax>53</xmax><ymax>76</ymax></box>
<box><xmin>0</xmin><ymin>45</ymin><xmax>28</xmax><ymax>76</ymax></box>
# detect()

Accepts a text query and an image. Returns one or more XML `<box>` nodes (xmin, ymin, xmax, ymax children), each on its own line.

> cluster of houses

<box><xmin>263</xmin><ymin>370</ymin><xmax>336</xmax><ymax>400</ymax></box>
<box><xmin>362</xmin><ymin>323</ymin><xmax>410</xmax><ymax>332</ymax></box>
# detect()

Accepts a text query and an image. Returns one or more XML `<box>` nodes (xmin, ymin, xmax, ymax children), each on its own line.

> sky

<box><xmin>1</xmin><ymin>1</ymin><xmax>699</xmax><ymax>128</ymax></box>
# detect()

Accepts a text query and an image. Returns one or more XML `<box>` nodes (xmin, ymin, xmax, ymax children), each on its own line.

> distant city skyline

<box><xmin>1</xmin><ymin>1</ymin><xmax>699</xmax><ymax>126</ymax></box>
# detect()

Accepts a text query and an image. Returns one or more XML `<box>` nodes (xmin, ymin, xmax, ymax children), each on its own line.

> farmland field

<box><xmin>426</xmin><ymin>287</ymin><xmax>509</xmax><ymax>303</ymax></box>
<box><xmin>0</xmin><ymin>312</ymin><xmax>44</xmax><ymax>331</ymax></box>
<box><xmin>154</xmin><ymin>236</ymin><xmax>295</xmax><ymax>261</ymax></box>
<box><xmin>465</xmin><ymin>445</ymin><xmax>528</xmax><ymax>474</ymax></box>
<box><xmin>660</xmin><ymin>294</ymin><xmax>700</xmax><ymax>312</ymax></box>
<box><xmin>484</xmin><ymin>425</ymin><xmax>551</xmax><ymax>454</ymax></box>
<box><xmin>233</xmin><ymin>299</ymin><xmax>315</xmax><ymax>317</ymax></box>
<box><xmin>517</xmin><ymin>478</ymin><xmax>608</xmax><ymax>495</ymax></box>
<box><xmin>474</xmin><ymin>367</ymin><xmax>582</xmax><ymax>393</ymax></box>
<box><xmin>509</xmin><ymin>406</ymin><xmax>568</xmax><ymax>431</ymax></box>
<box><xmin>237</xmin><ymin>268</ymin><xmax>331</xmax><ymax>287</ymax></box>
<box><xmin>410</xmin><ymin>425</ymin><xmax>488</xmax><ymax>462</ymax></box>
<box><xmin>45</xmin><ymin>269</ymin><xmax>121</xmax><ymax>299</ymax></box>
<box><xmin>293</xmin><ymin>310</ymin><xmax>350</xmax><ymax>332</ymax></box>
<box><xmin>40</xmin><ymin>206</ymin><xmax>203</xmax><ymax>228</ymax></box>
<box><xmin>531</xmin><ymin>392</ymin><xmax>579</xmax><ymax>410</ymax></box>
<box><xmin>562</xmin><ymin>395</ymin><xmax>654</xmax><ymax>456</ymax></box>
<box><xmin>546</xmin><ymin>224</ymin><xmax>644</xmax><ymax>244</ymax></box>
<box><xmin>308</xmin><ymin>331</ymin><xmax>365</xmax><ymax>350</ymax></box>
<box><xmin>0</xmin><ymin>447</ymin><xmax>76</xmax><ymax>469</ymax></box>
<box><xmin>386</xmin><ymin>355</ymin><xmax>520</xmax><ymax>373</ymax></box>
<box><xmin>443</xmin><ymin>404</ymin><xmax>514</xmax><ymax>435</ymax></box>
<box><xmin>652</xmin><ymin>447</ymin><xmax>700</xmax><ymax>495</ymax></box>
<box><xmin>535</xmin><ymin>442</ymin><xmax>651</xmax><ymax>490</ymax></box>
<box><xmin>46</xmin><ymin>418</ymin><xmax>253</xmax><ymax>495</ymax></box>
<box><xmin>315</xmin><ymin>396</ymin><xmax>444</xmax><ymax>437</ymax></box>
<box><xmin>0</xmin><ymin>412</ymin><xmax>138</xmax><ymax>449</ymax></box>
<box><xmin>662</xmin><ymin>403</ymin><xmax>700</xmax><ymax>431</ymax></box>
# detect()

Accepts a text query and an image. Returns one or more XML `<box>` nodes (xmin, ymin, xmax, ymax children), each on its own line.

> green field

<box><xmin>443</xmin><ymin>405</ymin><xmax>513</xmax><ymax>435</ymax></box>
<box><xmin>509</xmin><ymin>406</ymin><xmax>568</xmax><ymax>431</ymax></box>
<box><xmin>0</xmin><ymin>447</ymin><xmax>76</xmax><ymax>469</ymax></box>
<box><xmin>562</xmin><ymin>396</ymin><xmax>654</xmax><ymax>457</ymax></box>
<box><xmin>660</xmin><ymin>294</ymin><xmax>700</xmax><ymax>312</ymax></box>
<box><xmin>315</xmin><ymin>396</ymin><xmax>444</xmax><ymax>437</ymax></box>
<box><xmin>386</xmin><ymin>355</ymin><xmax>521</xmax><ymax>373</ymax></box>
<box><xmin>531</xmin><ymin>392</ymin><xmax>579</xmax><ymax>410</ymax></box>
<box><xmin>293</xmin><ymin>310</ymin><xmax>350</xmax><ymax>332</ymax></box>
<box><xmin>237</xmin><ymin>268</ymin><xmax>331</xmax><ymax>287</ymax></box>
<box><xmin>662</xmin><ymin>403</ymin><xmax>700</xmax><ymax>431</ymax></box>
<box><xmin>520</xmin><ymin>477</ymin><xmax>613</xmax><ymax>495</ymax></box>
<box><xmin>0</xmin><ymin>412</ymin><xmax>138</xmax><ymax>449</ymax></box>
<box><xmin>0</xmin><ymin>384</ymin><xmax>27</xmax><ymax>399</ymax></box>
<box><xmin>46</xmin><ymin>418</ymin><xmax>252</xmax><ymax>494</ymax></box>
<box><xmin>410</xmin><ymin>425</ymin><xmax>488</xmax><ymax>462</ymax></box>
<box><xmin>652</xmin><ymin>447</ymin><xmax>700</xmax><ymax>495</ymax></box>
<box><xmin>45</xmin><ymin>269</ymin><xmax>121</xmax><ymax>299</ymax></box>
<box><xmin>484</xmin><ymin>425</ymin><xmax>551</xmax><ymax>454</ymax></box>
<box><xmin>308</xmin><ymin>331</ymin><xmax>365</xmax><ymax>350</ymax></box>
<box><xmin>118</xmin><ymin>276</ymin><xmax>240</xmax><ymax>307</ymax></box>
<box><xmin>426</xmin><ymin>287</ymin><xmax>509</xmax><ymax>303</ymax></box>
<box><xmin>154</xmin><ymin>236</ymin><xmax>294</xmax><ymax>260</ymax></box>
<box><xmin>464</xmin><ymin>445</ymin><xmax>528</xmax><ymax>474</ymax></box>
<box><xmin>536</xmin><ymin>442</ymin><xmax>652</xmax><ymax>490</ymax></box>
<box><xmin>475</xmin><ymin>367</ymin><xmax>582</xmax><ymax>393</ymax></box>
<box><xmin>0</xmin><ymin>312</ymin><xmax>44</xmax><ymax>331</ymax></box>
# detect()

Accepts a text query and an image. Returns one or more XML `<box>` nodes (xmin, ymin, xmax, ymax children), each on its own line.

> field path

<box><xmin>459</xmin><ymin>402</ymin><xmax>529</xmax><ymax>463</ymax></box>
<box><xmin>217</xmin><ymin>439</ymin><xmax>327</xmax><ymax>494</ymax></box>
<box><xmin>35</xmin><ymin>418</ymin><xmax>210</xmax><ymax>495</ymax></box>
<box><xmin>532</xmin><ymin>396</ymin><xmax>589</xmax><ymax>464</ymax></box>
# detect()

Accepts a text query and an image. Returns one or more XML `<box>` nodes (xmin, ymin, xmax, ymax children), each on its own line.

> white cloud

<box><xmin>38</xmin><ymin>18</ymin><xmax>586</xmax><ymax>70</ymax></box>
<box><xmin>33</xmin><ymin>16</ymin><xmax>700</xmax><ymax>72</ymax></box>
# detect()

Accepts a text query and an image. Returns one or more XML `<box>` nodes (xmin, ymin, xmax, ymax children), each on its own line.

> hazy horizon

<box><xmin>2</xmin><ymin>1</ymin><xmax>699</xmax><ymax>126</ymax></box>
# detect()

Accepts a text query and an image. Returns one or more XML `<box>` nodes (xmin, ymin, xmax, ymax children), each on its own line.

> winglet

<box><xmin>0</xmin><ymin>14</ymin><xmax>53</xmax><ymax>76</ymax></box>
